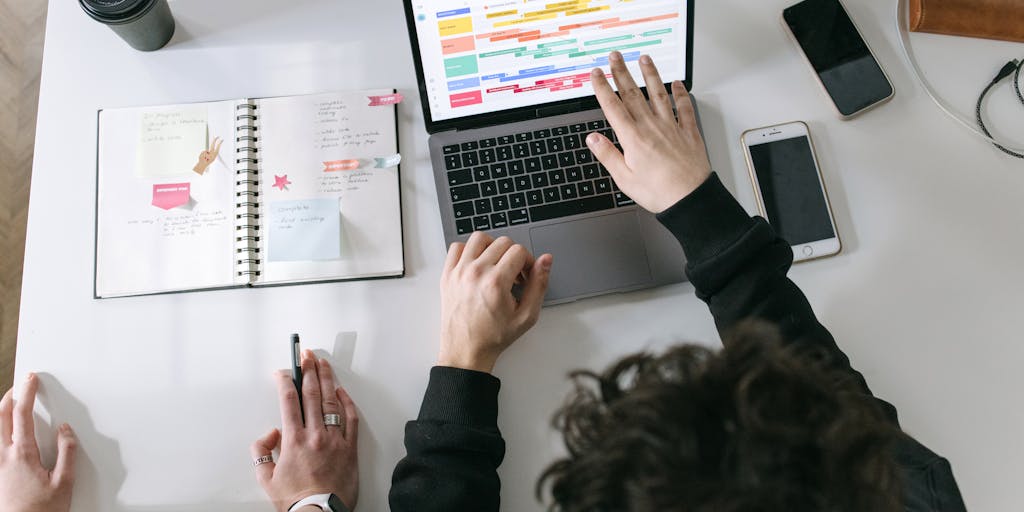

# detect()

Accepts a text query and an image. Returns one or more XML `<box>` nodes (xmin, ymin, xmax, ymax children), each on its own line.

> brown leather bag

<box><xmin>910</xmin><ymin>0</ymin><xmax>1024</xmax><ymax>43</ymax></box>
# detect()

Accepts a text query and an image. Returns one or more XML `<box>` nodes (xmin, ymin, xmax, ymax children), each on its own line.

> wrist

<box><xmin>655</xmin><ymin>172</ymin><xmax>712</xmax><ymax>213</ymax></box>
<box><xmin>437</xmin><ymin>348</ymin><xmax>497</xmax><ymax>373</ymax></box>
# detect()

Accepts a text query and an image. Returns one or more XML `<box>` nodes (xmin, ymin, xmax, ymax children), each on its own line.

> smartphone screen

<box><xmin>748</xmin><ymin>136</ymin><xmax>835</xmax><ymax>246</ymax></box>
<box><xmin>783</xmin><ymin>0</ymin><xmax>893</xmax><ymax>116</ymax></box>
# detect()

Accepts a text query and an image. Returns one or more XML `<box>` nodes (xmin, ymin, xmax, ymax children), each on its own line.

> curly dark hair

<box><xmin>538</xmin><ymin>321</ymin><xmax>902</xmax><ymax>512</ymax></box>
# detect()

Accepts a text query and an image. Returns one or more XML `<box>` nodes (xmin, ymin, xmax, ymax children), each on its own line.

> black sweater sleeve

<box><xmin>389</xmin><ymin>366</ymin><xmax>505</xmax><ymax>512</ymax></box>
<box><xmin>658</xmin><ymin>173</ymin><xmax>966</xmax><ymax>510</ymax></box>
<box><xmin>656</xmin><ymin>173</ymin><xmax>877</xmax><ymax>399</ymax></box>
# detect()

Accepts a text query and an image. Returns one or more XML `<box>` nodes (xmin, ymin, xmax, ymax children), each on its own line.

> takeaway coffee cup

<box><xmin>79</xmin><ymin>0</ymin><xmax>176</xmax><ymax>52</ymax></box>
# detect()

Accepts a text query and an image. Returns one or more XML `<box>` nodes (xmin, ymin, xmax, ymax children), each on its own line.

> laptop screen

<box><xmin>409</xmin><ymin>0</ymin><xmax>691</xmax><ymax>124</ymax></box>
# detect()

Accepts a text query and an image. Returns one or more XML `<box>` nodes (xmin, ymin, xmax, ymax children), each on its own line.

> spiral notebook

<box><xmin>94</xmin><ymin>89</ymin><xmax>405</xmax><ymax>298</ymax></box>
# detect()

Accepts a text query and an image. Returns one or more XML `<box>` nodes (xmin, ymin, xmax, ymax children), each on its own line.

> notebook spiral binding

<box><xmin>234</xmin><ymin>100</ymin><xmax>262</xmax><ymax>280</ymax></box>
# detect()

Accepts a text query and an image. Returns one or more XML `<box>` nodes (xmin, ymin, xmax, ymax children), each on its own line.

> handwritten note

<box><xmin>136</xmin><ymin>108</ymin><xmax>208</xmax><ymax>178</ymax></box>
<box><xmin>319</xmin><ymin>171</ymin><xmax>374</xmax><ymax>194</ymax></box>
<box><xmin>316</xmin><ymin>100</ymin><xmax>350</xmax><ymax>151</ymax></box>
<box><xmin>267</xmin><ymin>199</ymin><xmax>341</xmax><ymax>262</ymax></box>
<box><xmin>159</xmin><ymin>211</ymin><xmax>228</xmax><ymax>238</ymax></box>
<box><xmin>124</xmin><ymin>210</ymin><xmax>229</xmax><ymax>239</ymax></box>
<box><xmin>315</xmin><ymin>98</ymin><xmax>385</xmax><ymax>151</ymax></box>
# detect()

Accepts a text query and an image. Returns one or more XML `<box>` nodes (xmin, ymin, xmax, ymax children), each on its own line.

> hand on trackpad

<box><xmin>529</xmin><ymin>212</ymin><xmax>652</xmax><ymax>301</ymax></box>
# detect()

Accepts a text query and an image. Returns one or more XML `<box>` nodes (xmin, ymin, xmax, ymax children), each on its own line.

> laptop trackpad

<box><xmin>530</xmin><ymin>212</ymin><xmax>652</xmax><ymax>301</ymax></box>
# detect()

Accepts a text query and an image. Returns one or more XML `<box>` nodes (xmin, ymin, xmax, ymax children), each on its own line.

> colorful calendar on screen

<box><xmin>411</xmin><ymin>0</ymin><xmax>690</xmax><ymax>121</ymax></box>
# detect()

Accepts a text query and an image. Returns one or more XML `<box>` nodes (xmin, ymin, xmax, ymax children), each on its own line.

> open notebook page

<box><xmin>95</xmin><ymin>101</ymin><xmax>239</xmax><ymax>297</ymax></box>
<box><xmin>256</xmin><ymin>90</ymin><xmax>403</xmax><ymax>284</ymax></box>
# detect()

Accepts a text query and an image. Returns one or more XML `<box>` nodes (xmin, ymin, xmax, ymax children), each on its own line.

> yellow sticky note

<box><xmin>136</xmin><ymin>107</ymin><xmax>208</xmax><ymax>178</ymax></box>
<box><xmin>438</xmin><ymin>16</ymin><xmax>473</xmax><ymax>37</ymax></box>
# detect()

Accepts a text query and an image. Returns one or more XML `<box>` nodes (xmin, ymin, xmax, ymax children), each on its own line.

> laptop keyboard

<box><xmin>443</xmin><ymin>119</ymin><xmax>634</xmax><ymax>235</ymax></box>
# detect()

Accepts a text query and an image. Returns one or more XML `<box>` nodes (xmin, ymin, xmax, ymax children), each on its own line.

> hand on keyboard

<box><xmin>586</xmin><ymin>51</ymin><xmax>712</xmax><ymax>213</ymax></box>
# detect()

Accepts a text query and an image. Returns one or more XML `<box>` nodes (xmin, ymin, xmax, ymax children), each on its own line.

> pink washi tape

<box><xmin>323</xmin><ymin>159</ymin><xmax>361</xmax><ymax>172</ymax></box>
<box><xmin>368</xmin><ymin>93</ymin><xmax>404</xmax><ymax>107</ymax></box>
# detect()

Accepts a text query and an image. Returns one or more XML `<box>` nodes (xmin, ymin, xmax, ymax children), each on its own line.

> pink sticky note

<box><xmin>152</xmin><ymin>183</ymin><xmax>190</xmax><ymax>210</ymax></box>
<box><xmin>368</xmin><ymin>93</ymin><xmax>404</xmax><ymax>106</ymax></box>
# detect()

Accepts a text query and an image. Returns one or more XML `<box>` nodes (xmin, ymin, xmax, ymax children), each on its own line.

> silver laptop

<box><xmin>403</xmin><ymin>0</ymin><xmax>698</xmax><ymax>304</ymax></box>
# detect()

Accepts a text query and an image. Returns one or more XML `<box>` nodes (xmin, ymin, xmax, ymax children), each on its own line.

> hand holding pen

<box><xmin>251</xmin><ymin>337</ymin><xmax>360</xmax><ymax>512</ymax></box>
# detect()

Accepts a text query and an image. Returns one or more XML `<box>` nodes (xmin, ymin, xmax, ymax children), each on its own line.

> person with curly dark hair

<box><xmin>539</xmin><ymin>323</ymin><xmax>905</xmax><ymax>512</ymax></box>
<box><xmin>389</xmin><ymin>51</ymin><xmax>966</xmax><ymax>512</ymax></box>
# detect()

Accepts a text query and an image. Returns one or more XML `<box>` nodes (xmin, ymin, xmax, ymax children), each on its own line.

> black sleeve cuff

<box><xmin>417</xmin><ymin>366</ymin><xmax>501</xmax><ymax>429</ymax></box>
<box><xmin>656</xmin><ymin>173</ymin><xmax>757</xmax><ymax>265</ymax></box>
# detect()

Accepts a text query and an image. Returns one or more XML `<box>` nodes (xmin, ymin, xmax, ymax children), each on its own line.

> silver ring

<box><xmin>323</xmin><ymin>413</ymin><xmax>343</xmax><ymax>427</ymax></box>
<box><xmin>253</xmin><ymin>455</ymin><xmax>273</xmax><ymax>467</ymax></box>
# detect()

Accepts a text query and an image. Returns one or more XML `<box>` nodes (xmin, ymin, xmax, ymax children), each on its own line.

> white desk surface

<box><xmin>18</xmin><ymin>0</ymin><xmax>1024</xmax><ymax>510</ymax></box>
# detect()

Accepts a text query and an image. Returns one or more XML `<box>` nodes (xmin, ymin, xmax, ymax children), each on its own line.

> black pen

<box><xmin>291</xmin><ymin>333</ymin><xmax>304</xmax><ymax>421</ymax></box>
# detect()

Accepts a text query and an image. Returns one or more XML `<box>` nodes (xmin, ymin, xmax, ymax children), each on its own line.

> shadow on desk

<box><xmin>693</xmin><ymin>92</ymin><xmax>742</xmax><ymax>199</ymax></box>
<box><xmin>36</xmin><ymin>373</ymin><xmax>269</xmax><ymax>512</ymax></box>
<box><xmin>163</xmin><ymin>0</ymin><xmax>315</xmax><ymax>50</ymax></box>
<box><xmin>161</xmin><ymin>0</ymin><xmax>374</xmax><ymax>51</ymax></box>
<box><xmin>35</xmin><ymin>373</ymin><xmax>127</xmax><ymax>512</ymax></box>
<box><xmin>314</xmin><ymin>329</ymin><xmax>405</xmax><ymax>508</ymax></box>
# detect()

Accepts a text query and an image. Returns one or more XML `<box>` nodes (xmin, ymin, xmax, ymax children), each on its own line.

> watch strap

<box><xmin>287</xmin><ymin>493</ymin><xmax>350</xmax><ymax>512</ymax></box>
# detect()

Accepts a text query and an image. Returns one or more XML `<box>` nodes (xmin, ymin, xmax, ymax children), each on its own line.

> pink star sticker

<box><xmin>273</xmin><ymin>174</ymin><xmax>291</xmax><ymax>191</ymax></box>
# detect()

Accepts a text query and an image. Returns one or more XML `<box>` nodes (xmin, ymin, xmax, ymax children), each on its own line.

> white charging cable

<box><xmin>894</xmin><ymin>0</ymin><xmax>1024</xmax><ymax>154</ymax></box>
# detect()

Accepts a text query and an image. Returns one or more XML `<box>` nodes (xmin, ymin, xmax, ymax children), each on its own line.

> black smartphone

<box><xmin>741</xmin><ymin>121</ymin><xmax>841</xmax><ymax>262</ymax></box>
<box><xmin>783</xmin><ymin>0</ymin><xmax>894</xmax><ymax>118</ymax></box>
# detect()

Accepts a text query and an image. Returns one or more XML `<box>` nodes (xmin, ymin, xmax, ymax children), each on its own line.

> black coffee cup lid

<box><xmin>80</xmin><ymin>0</ymin><xmax>150</xmax><ymax>19</ymax></box>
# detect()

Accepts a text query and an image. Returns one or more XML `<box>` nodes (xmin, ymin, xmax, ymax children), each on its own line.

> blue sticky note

<box><xmin>267</xmin><ymin>199</ymin><xmax>341</xmax><ymax>262</ymax></box>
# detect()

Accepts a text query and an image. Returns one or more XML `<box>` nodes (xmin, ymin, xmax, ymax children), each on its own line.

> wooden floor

<box><xmin>0</xmin><ymin>0</ymin><xmax>47</xmax><ymax>395</ymax></box>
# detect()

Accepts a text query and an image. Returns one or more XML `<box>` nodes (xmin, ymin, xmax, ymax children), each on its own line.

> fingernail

<box><xmin>640</xmin><ymin>54</ymin><xmax>652</xmax><ymax>64</ymax></box>
<box><xmin>26</xmin><ymin>373</ymin><xmax>35</xmax><ymax>382</ymax></box>
<box><xmin>586</xmin><ymin>133</ymin><xmax>600</xmax><ymax>145</ymax></box>
<box><xmin>591</xmin><ymin>67</ymin><xmax>602</xmax><ymax>77</ymax></box>
<box><xmin>610</xmin><ymin>51</ymin><xmax>621</xmax><ymax>61</ymax></box>
<box><xmin>60</xmin><ymin>423</ymin><xmax>71</xmax><ymax>434</ymax></box>
<box><xmin>542</xmin><ymin>256</ymin><xmax>553</xmax><ymax>271</ymax></box>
